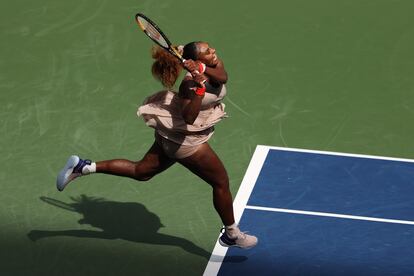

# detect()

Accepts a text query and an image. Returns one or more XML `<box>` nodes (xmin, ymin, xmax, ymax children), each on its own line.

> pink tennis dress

<box><xmin>137</xmin><ymin>81</ymin><xmax>227</xmax><ymax>149</ymax></box>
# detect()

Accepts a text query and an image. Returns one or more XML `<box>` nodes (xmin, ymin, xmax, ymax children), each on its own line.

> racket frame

<box><xmin>135</xmin><ymin>13</ymin><xmax>184</xmax><ymax>63</ymax></box>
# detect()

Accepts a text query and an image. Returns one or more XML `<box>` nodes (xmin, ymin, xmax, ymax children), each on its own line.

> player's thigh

<box><xmin>138</xmin><ymin>140</ymin><xmax>176</xmax><ymax>176</ymax></box>
<box><xmin>178</xmin><ymin>143</ymin><xmax>229</xmax><ymax>187</ymax></box>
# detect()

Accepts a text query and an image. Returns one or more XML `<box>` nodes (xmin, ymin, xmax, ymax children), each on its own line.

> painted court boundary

<box><xmin>245</xmin><ymin>206</ymin><xmax>414</xmax><ymax>226</ymax></box>
<box><xmin>203</xmin><ymin>145</ymin><xmax>414</xmax><ymax>276</ymax></box>
<box><xmin>203</xmin><ymin>145</ymin><xmax>269</xmax><ymax>276</ymax></box>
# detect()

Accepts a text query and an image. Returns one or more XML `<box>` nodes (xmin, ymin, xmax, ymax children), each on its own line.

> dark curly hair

<box><xmin>151</xmin><ymin>41</ymin><xmax>202</xmax><ymax>88</ymax></box>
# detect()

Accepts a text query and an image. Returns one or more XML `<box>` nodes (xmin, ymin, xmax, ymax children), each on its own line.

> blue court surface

<box><xmin>204</xmin><ymin>145</ymin><xmax>414</xmax><ymax>276</ymax></box>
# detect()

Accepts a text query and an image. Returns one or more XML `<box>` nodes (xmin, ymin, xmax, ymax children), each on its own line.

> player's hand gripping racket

<box><xmin>135</xmin><ymin>13</ymin><xmax>184</xmax><ymax>63</ymax></box>
<box><xmin>135</xmin><ymin>13</ymin><xmax>206</xmax><ymax>82</ymax></box>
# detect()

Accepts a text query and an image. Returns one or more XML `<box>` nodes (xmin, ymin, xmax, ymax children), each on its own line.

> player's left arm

<box><xmin>184</xmin><ymin>59</ymin><xmax>228</xmax><ymax>85</ymax></box>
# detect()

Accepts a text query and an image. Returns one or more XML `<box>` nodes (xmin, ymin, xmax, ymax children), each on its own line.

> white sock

<box><xmin>225</xmin><ymin>223</ymin><xmax>240</xmax><ymax>237</ymax></box>
<box><xmin>82</xmin><ymin>162</ymin><xmax>96</xmax><ymax>175</ymax></box>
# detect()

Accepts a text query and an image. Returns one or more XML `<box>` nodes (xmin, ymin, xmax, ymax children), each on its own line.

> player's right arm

<box><xmin>179</xmin><ymin>74</ymin><xmax>207</xmax><ymax>125</ymax></box>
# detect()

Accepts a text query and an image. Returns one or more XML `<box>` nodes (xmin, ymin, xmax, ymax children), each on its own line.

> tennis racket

<box><xmin>135</xmin><ymin>13</ymin><xmax>184</xmax><ymax>63</ymax></box>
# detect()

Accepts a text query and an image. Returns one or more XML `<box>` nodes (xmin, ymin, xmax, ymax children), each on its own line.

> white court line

<box><xmin>203</xmin><ymin>145</ymin><xmax>270</xmax><ymax>276</ymax></box>
<box><xmin>246</xmin><ymin>205</ymin><xmax>414</xmax><ymax>226</ymax></box>
<box><xmin>260</xmin><ymin>144</ymin><xmax>414</xmax><ymax>163</ymax></box>
<box><xmin>203</xmin><ymin>145</ymin><xmax>414</xmax><ymax>276</ymax></box>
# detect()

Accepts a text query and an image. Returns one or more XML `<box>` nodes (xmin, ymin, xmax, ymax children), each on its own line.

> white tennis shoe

<box><xmin>219</xmin><ymin>228</ymin><xmax>258</xmax><ymax>249</ymax></box>
<box><xmin>56</xmin><ymin>155</ymin><xmax>90</xmax><ymax>191</ymax></box>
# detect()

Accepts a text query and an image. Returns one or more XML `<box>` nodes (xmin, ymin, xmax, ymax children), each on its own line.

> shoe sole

<box><xmin>219</xmin><ymin>238</ymin><xmax>234</xmax><ymax>248</ymax></box>
<box><xmin>56</xmin><ymin>155</ymin><xmax>80</xmax><ymax>191</ymax></box>
<box><xmin>219</xmin><ymin>237</ymin><xmax>258</xmax><ymax>249</ymax></box>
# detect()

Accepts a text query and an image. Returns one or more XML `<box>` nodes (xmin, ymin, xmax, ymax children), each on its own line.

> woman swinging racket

<box><xmin>57</xmin><ymin>41</ymin><xmax>258</xmax><ymax>249</ymax></box>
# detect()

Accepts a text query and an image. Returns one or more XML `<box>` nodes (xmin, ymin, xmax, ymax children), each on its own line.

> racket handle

<box><xmin>182</xmin><ymin>59</ymin><xmax>206</xmax><ymax>83</ymax></box>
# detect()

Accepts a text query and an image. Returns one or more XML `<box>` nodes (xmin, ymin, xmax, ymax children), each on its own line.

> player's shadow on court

<box><xmin>27</xmin><ymin>195</ymin><xmax>211</xmax><ymax>259</ymax></box>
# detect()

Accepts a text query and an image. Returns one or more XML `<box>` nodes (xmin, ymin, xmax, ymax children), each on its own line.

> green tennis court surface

<box><xmin>1</xmin><ymin>0</ymin><xmax>414</xmax><ymax>275</ymax></box>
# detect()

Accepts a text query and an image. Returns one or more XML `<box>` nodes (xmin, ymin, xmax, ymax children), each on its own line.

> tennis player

<box><xmin>57</xmin><ymin>41</ymin><xmax>258</xmax><ymax>249</ymax></box>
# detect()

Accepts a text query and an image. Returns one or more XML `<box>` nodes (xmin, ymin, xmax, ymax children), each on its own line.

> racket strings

<box><xmin>138</xmin><ymin>17</ymin><xmax>167</xmax><ymax>48</ymax></box>
<box><xmin>136</xmin><ymin>14</ymin><xmax>182</xmax><ymax>62</ymax></box>
<box><xmin>146</xmin><ymin>23</ymin><xmax>161</xmax><ymax>41</ymax></box>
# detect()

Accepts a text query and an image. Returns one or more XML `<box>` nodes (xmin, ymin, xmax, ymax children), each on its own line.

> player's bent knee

<box><xmin>135</xmin><ymin>175</ymin><xmax>153</xmax><ymax>181</ymax></box>
<box><xmin>133</xmin><ymin>163</ymin><xmax>154</xmax><ymax>181</ymax></box>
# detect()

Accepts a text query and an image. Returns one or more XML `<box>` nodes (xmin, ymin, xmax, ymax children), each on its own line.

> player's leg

<box><xmin>178</xmin><ymin>143</ymin><xmax>257</xmax><ymax>249</ymax></box>
<box><xmin>57</xmin><ymin>140</ymin><xmax>175</xmax><ymax>191</ymax></box>
<box><xmin>96</xmin><ymin>141</ymin><xmax>175</xmax><ymax>181</ymax></box>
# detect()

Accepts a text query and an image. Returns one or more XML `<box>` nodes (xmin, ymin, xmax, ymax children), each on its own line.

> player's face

<box><xmin>197</xmin><ymin>42</ymin><xmax>219</xmax><ymax>67</ymax></box>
